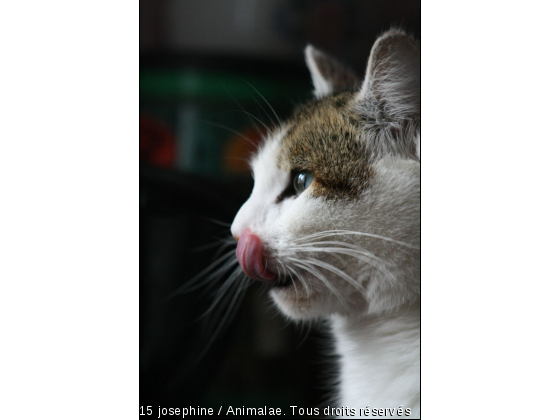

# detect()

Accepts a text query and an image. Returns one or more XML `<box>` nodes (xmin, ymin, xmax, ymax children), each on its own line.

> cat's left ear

<box><xmin>305</xmin><ymin>45</ymin><xmax>360</xmax><ymax>99</ymax></box>
<box><xmin>357</xmin><ymin>30</ymin><xmax>420</xmax><ymax>121</ymax></box>
<box><xmin>355</xmin><ymin>30</ymin><xmax>420</xmax><ymax>159</ymax></box>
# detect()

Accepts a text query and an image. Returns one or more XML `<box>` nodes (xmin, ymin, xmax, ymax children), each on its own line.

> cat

<box><xmin>231</xmin><ymin>30</ymin><xmax>420</xmax><ymax>419</ymax></box>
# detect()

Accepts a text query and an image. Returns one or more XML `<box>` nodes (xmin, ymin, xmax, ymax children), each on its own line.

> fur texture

<box><xmin>231</xmin><ymin>30</ymin><xmax>420</xmax><ymax>418</ymax></box>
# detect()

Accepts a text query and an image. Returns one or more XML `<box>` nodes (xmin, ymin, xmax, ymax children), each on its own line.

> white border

<box><xmin>1</xmin><ymin>2</ymin><xmax>138</xmax><ymax>419</ymax></box>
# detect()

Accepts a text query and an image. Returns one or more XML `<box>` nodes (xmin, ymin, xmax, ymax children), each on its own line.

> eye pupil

<box><xmin>293</xmin><ymin>171</ymin><xmax>314</xmax><ymax>195</ymax></box>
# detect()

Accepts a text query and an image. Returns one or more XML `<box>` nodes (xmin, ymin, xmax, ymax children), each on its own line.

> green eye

<box><xmin>293</xmin><ymin>171</ymin><xmax>315</xmax><ymax>195</ymax></box>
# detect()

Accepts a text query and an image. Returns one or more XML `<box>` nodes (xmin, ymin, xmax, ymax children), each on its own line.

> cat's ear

<box><xmin>305</xmin><ymin>45</ymin><xmax>360</xmax><ymax>99</ymax></box>
<box><xmin>357</xmin><ymin>30</ymin><xmax>420</xmax><ymax>122</ymax></box>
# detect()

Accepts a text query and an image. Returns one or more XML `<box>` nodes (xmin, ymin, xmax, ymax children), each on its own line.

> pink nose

<box><xmin>236</xmin><ymin>228</ymin><xmax>277</xmax><ymax>282</ymax></box>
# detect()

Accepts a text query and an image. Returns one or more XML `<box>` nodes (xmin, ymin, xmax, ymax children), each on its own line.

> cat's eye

<box><xmin>293</xmin><ymin>171</ymin><xmax>314</xmax><ymax>195</ymax></box>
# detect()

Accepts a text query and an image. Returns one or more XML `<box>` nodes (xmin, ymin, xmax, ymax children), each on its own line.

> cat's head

<box><xmin>232</xmin><ymin>30</ymin><xmax>420</xmax><ymax>320</ymax></box>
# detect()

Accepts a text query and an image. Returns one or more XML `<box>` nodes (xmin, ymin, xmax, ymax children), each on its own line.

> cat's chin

<box><xmin>270</xmin><ymin>287</ymin><xmax>325</xmax><ymax>320</ymax></box>
<box><xmin>269</xmin><ymin>281</ymin><xmax>354</xmax><ymax>320</ymax></box>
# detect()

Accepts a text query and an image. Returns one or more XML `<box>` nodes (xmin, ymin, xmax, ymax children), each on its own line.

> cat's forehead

<box><xmin>253</xmin><ymin>93</ymin><xmax>373</xmax><ymax>200</ymax></box>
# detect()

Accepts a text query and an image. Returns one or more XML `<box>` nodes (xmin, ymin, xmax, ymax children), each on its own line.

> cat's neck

<box><xmin>331</xmin><ymin>303</ymin><xmax>420</xmax><ymax>418</ymax></box>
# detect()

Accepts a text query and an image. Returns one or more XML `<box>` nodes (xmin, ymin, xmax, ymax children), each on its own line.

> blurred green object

<box><xmin>140</xmin><ymin>68</ymin><xmax>308</xmax><ymax>179</ymax></box>
<box><xmin>140</xmin><ymin>69</ymin><xmax>307</xmax><ymax>101</ymax></box>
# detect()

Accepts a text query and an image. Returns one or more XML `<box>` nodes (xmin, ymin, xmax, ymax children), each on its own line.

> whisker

<box><xmin>220</xmin><ymin>81</ymin><xmax>271</xmax><ymax>138</ymax></box>
<box><xmin>198</xmin><ymin>266</ymin><xmax>245</xmax><ymax>319</ymax></box>
<box><xmin>283</xmin><ymin>264</ymin><xmax>300</xmax><ymax>300</ymax></box>
<box><xmin>190</xmin><ymin>235</ymin><xmax>235</xmax><ymax>253</ymax></box>
<box><xmin>197</xmin><ymin>275</ymin><xmax>251</xmax><ymax>360</ymax></box>
<box><xmin>227</xmin><ymin>109</ymin><xmax>272</xmax><ymax>137</ymax></box>
<box><xmin>291</xmin><ymin>260</ymin><xmax>349</xmax><ymax>309</ymax></box>
<box><xmin>169</xmin><ymin>250</ymin><xmax>237</xmax><ymax>297</ymax></box>
<box><xmin>197</xmin><ymin>257</ymin><xmax>242</xmax><ymax>298</ymax></box>
<box><xmin>293</xmin><ymin>246</ymin><xmax>382</xmax><ymax>266</ymax></box>
<box><xmin>285</xmin><ymin>264</ymin><xmax>310</xmax><ymax>298</ymax></box>
<box><xmin>295</xmin><ymin>230</ymin><xmax>419</xmax><ymax>250</ymax></box>
<box><xmin>290</xmin><ymin>257</ymin><xmax>367</xmax><ymax>296</ymax></box>
<box><xmin>295</xmin><ymin>247</ymin><xmax>370</xmax><ymax>262</ymax></box>
<box><xmin>204</xmin><ymin>218</ymin><xmax>233</xmax><ymax>228</ymax></box>
<box><xmin>210</xmin><ymin>241</ymin><xmax>238</xmax><ymax>262</ymax></box>
<box><xmin>190</xmin><ymin>239</ymin><xmax>229</xmax><ymax>252</ymax></box>
<box><xmin>292</xmin><ymin>240</ymin><xmax>383</xmax><ymax>260</ymax></box>
<box><xmin>293</xmin><ymin>246</ymin><xmax>397</xmax><ymax>283</ymax></box>
<box><xmin>242</xmin><ymin>78</ymin><xmax>282</xmax><ymax>127</ymax></box>
<box><xmin>198</xmin><ymin>120</ymin><xmax>258</xmax><ymax>146</ymax></box>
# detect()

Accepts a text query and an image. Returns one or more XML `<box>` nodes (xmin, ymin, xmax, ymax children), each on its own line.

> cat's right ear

<box><xmin>305</xmin><ymin>45</ymin><xmax>360</xmax><ymax>99</ymax></box>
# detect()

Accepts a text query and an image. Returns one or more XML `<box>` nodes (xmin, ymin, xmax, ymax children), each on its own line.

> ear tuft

<box><xmin>305</xmin><ymin>45</ymin><xmax>360</xmax><ymax>99</ymax></box>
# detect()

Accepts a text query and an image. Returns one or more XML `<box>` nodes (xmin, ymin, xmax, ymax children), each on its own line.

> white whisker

<box><xmin>291</xmin><ymin>260</ymin><xmax>348</xmax><ymax>310</ymax></box>
<box><xmin>295</xmin><ymin>229</ymin><xmax>419</xmax><ymax>250</ymax></box>
<box><xmin>284</xmin><ymin>264</ymin><xmax>310</xmax><ymax>298</ymax></box>
<box><xmin>197</xmin><ymin>275</ymin><xmax>250</xmax><ymax>360</ymax></box>
<box><xmin>243</xmin><ymin>78</ymin><xmax>282</xmax><ymax>127</ymax></box>
<box><xmin>177</xmin><ymin>253</ymin><xmax>239</xmax><ymax>295</ymax></box>
<box><xmin>292</xmin><ymin>240</ymin><xmax>384</xmax><ymax>261</ymax></box>
<box><xmin>289</xmin><ymin>256</ymin><xmax>366</xmax><ymax>296</ymax></box>
<box><xmin>169</xmin><ymin>249</ymin><xmax>238</xmax><ymax>297</ymax></box>
<box><xmin>293</xmin><ymin>246</ymin><xmax>397</xmax><ymax>283</ymax></box>
<box><xmin>199</xmin><ymin>265</ymin><xmax>244</xmax><ymax>318</ymax></box>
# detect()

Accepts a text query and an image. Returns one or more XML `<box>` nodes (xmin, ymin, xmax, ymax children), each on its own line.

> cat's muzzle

<box><xmin>236</xmin><ymin>228</ymin><xmax>279</xmax><ymax>284</ymax></box>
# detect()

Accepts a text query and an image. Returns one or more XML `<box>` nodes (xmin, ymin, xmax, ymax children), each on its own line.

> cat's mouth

<box><xmin>235</xmin><ymin>228</ymin><xmax>296</xmax><ymax>290</ymax></box>
<box><xmin>236</xmin><ymin>228</ymin><xmax>279</xmax><ymax>283</ymax></box>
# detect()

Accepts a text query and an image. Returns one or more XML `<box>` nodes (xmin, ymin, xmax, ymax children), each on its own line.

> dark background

<box><xmin>140</xmin><ymin>1</ymin><xmax>420</xmax><ymax>417</ymax></box>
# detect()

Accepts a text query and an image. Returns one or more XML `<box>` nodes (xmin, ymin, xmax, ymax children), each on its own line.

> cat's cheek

<box><xmin>279</xmin><ymin>194</ymin><xmax>329</xmax><ymax>236</ymax></box>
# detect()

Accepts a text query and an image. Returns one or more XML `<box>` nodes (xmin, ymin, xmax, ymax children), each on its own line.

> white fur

<box><xmin>231</xmin><ymin>129</ymin><xmax>289</xmax><ymax>240</ymax></box>
<box><xmin>332</xmin><ymin>306</ymin><xmax>420</xmax><ymax>419</ymax></box>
